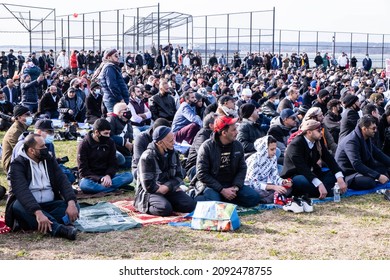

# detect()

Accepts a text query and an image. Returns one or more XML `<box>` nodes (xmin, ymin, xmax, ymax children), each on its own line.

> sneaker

<box><xmin>56</xmin><ymin>225</ymin><xmax>77</xmax><ymax>240</ymax></box>
<box><xmin>119</xmin><ymin>184</ymin><xmax>135</xmax><ymax>191</ymax></box>
<box><xmin>283</xmin><ymin>197</ymin><xmax>304</xmax><ymax>213</ymax></box>
<box><xmin>274</xmin><ymin>193</ymin><xmax>288</xmax><ymax>205</ymax></box>
<box><xmin>301</xmin><ymin>195</ymin><xmax>314</xmax><ymax>212</ymax></box>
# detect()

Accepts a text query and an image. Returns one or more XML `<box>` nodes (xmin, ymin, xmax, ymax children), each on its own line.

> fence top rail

<box><xmin>1</xmin><ymin>2</ymin><xmax>54</xmax><ymax>11</ymax></box>
<box><xmin>56</xmin><ymin>5</ymin><xmax>158</xmax><ymax>18</ymax></box>
<box><xmin>192</xmin><ymin>9</ymin><xmax>274</xmax><ymax>18</ymax></box>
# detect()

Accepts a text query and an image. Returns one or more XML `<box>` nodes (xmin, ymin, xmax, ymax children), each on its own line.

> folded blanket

<box><xmin>74</xmin><ymin>202</ymin><xmax>141</xmax><ymax>232</ymax></box>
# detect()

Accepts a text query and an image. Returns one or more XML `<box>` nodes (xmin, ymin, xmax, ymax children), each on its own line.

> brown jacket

<box><xmin>2</xmin><ymin>121</ymin><xmax>27</xmax><ymax>172</ymax></box>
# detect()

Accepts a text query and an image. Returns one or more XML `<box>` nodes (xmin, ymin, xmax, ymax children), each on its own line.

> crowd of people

<box><xmin>1</xmin><ymin>43</ymin><xmax>389</xmax><ymax>240</ymax></box>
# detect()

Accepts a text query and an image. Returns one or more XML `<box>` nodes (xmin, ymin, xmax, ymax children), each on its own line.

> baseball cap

<box><xmin>213</xmin><ymin>115</ymin><xmax>238</xmax><ymax>132</ymax></box>
<box><xmin>280</xmin><ymin>108</ymin><xmax>297</xmax><ymax>120</ymax></box>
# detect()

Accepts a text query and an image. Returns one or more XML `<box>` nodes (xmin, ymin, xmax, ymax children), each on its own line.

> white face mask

<box><xmin>273</xmin><ymin>99</ymin><xmax>280</xmax><ymax>106</ymax></box>
<box><xmin>25</xmin><ymin>116</ymin><xmax>33</xmax><ymax>126</ymax></box>
<box><xmin>94</xmin><ymin>89</ymin><xmax>101</xmax><ymax>95</ymax></box>
<box><xmin>45</xmin><ymin>134</ymin><xmax>54</xmax><ymax>144</ymax></box>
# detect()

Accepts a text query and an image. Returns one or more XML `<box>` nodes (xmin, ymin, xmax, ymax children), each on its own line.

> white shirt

<box><xmin>303</xmin><ymin>135</ymin><xmax>343</xmax><ymax>187</ymax></box>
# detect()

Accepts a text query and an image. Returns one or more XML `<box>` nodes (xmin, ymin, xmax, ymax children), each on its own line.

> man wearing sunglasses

<box><xmin>281</xmin><ymin>119</ymin><xmax>347</xmax><ymax>199</ymax></box>
<box><xmin>336</xmin><ymin>115</ymin><xmax>390</xmax><ymax>191</ymax></box>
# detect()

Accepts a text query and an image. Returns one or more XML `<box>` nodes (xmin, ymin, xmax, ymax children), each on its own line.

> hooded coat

<box><xmin>5</xmin><ymin>149</ymin><xmax>76</xmax><ymax>228</ymax></box>
<box><xmin>245</xmin><ymin>136</ymin><xmax>284</xmax><ymax>191</ymax></box>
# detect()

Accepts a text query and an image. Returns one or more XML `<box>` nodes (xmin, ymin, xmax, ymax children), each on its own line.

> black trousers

<box><xmin>346</xmin><ymin>163</ymin><xmax>389</xmax><ymax>190</ymax></box>
<box><xmin>147</xmin><ymin>190</ymin><xmax>196</xmax><ymax>217</ymax></box>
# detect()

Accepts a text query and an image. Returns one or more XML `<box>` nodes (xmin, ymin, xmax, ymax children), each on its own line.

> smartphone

<box><xmin>62</xmin><ymin>214</ymin><xmax>70</xmax><ymax>225</ymax></box>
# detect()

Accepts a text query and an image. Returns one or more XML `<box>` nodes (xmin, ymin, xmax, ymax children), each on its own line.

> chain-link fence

<box><xmin>1</xmin><ymin>3</ymin><xmax>389</xmax><ymax>69</ymax></box>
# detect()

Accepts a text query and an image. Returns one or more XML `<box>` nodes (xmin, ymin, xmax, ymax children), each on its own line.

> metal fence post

<box><xmin>227</xmin><ymin>14</ymin><xmax>229</xmax><ymax>64</ymax></box>
<box><xmin>98</xmin><ymin>12</ymin><xmax>101</xmax><ymax>53</ymax></box>
<box><xmin>272</xmin><ymin>7</ymin><xmax>275</xmax><ymax>54</ymax></box>
<box><xmin>250</xmin><ymin>12</ymin><xmax>252</xmax><ymax>54</ymax></box>
<box><xmin>83</xmin><ymin>14</ymin><xmax>85</xmax><ymax>51</ymax></box>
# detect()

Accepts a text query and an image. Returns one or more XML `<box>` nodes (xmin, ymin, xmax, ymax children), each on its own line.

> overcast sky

<box><xmin>2</xmin><ymin>0</ymin><xmax>389</xmax><ymax>35</ymax></box>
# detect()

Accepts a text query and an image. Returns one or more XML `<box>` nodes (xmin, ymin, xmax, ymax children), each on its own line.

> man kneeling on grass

<box><xmin>77</xmin><ymin>118</ymin><xmax>133</xmax><ymax>194</ymax></box>
<box><xmin>6</xmin><ymin>134</ymin><xmax>79</xmax><ymax>240</ymax></box>
<box><xmin>134</xmin><ymin>126</ymin><xmax>196</xmax><ymax>216</ymax></box>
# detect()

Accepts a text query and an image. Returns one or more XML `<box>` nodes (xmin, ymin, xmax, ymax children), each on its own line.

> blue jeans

<box><xmin>22</xmin><ymin>103</ymin><xmax>38</xmax><ymax>114</ymax></box>
<box><xmin>132</xmin><ymin>125</ymin><xmax>150</xmax><ymax>138</ymax></box>
<box><xmin>116</xmin><ymin>151</ymin><xmax>132</xmax><ymax>169</ymax></box>
<box><xmin>59</xmin><ymin>164</ymin><xmax>76</xmax><ymax>184</ymax></box>
<box><xmin>12</xmin><ymin>199</ymin><xmax>80</xmax><ymax>236</ymax></box>
<box><xmin>195</xmin><ymin>185</ymin><xmax>260</xmax><ymax>208</ymax></box>
<box><xmin>103</xmin><ymin>99</ymin><xmax>118</xmax><ymax>113</ymax></box>
<box><xmin>79</xmin><ymin>172</ymin><xmax>133</xmax><ymax>194</ymax></box>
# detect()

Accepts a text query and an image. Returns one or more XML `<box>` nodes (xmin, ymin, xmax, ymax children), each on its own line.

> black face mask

<box><xmin>98</xmin><ymin>134</ymin><xmax>110</xmax><ymax>144</ymax></box>
<box><xmin>123</xmin><ymin>111</ymin><xmax>132</xmax><ymax>120</ymax></box>
<box><xmin>36</xmin><ymin>147</ymin><xmax>50</xmax><ymax>161</ymax></box>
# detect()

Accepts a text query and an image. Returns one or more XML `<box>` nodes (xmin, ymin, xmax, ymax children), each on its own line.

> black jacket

<box><xmin>193</xmin><ymin>133</ymin><xmax>247</xmax><ymax>193</ymax></box>
<box><xmin>339</xmin><ymin>107</ymin><xmax>360</xmax><ymax>142</ymax></box>
<box><xmin>132</xmin><ymin>129</ymin><xmax>153</xmax><ymax>178</ymax></box>
<box><xmin>6</xmin><ymin>152</ymin><xmax>76</xmax><ymax>228</ymax></box>
<box><xmin>323</xmin><ymin>111</ymin><xmax>341</xmax><ymax>143</ymax></box>
<box><xmin>85</xmin><ymin>93</ymin><xmax>103</xmax><ymax>124</ymax></box>
<box><xmin>237</xmin><ymin>118</ymin><xmax>266</xmax><ymax>154</ymax></box>
<box><xmin>107</xmin><ymin>114</ymin><xmax>134</xmax><ymax>156</ymax></box>
<box><xmin>38</xmin><ymin>91</ymin><xmax>61</xmax><ymax>115</ymax></box>
<box><xmin>2</xmin><ymin>86</ymin><xmax>19</xmax><ymax>105</ymax></box>
<box><xmin>149</xmin><ymin>92</ymin><xmax>177</xmax><ymax>121</ymax></box>
<box><xmin>77</xmin><ymin>131</ymin><xmax>118</xmax><ymax>182</ymax></box>
<box><xmin>281</xmin><ymin>134</ymin><xmax>341</xmax><ymax>181</ymax></box>
<box><xmin>134</xmin><ymin>143</ymin><xmax>184</xmax><ymax>213</ymax></box>
<box><xmin>185</xmin><ymin>128</ymin><xmax>212</xmax><ymax>172</ymax></box>
<box><xmin>335</xmin><ymin>125</ymin><xmax>390</xmax><ymax>179</ymax></box>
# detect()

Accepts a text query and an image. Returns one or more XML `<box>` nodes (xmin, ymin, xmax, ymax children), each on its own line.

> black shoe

<box><xmin>56</xmin><ymin>225</ymin><xmax>77</xmax><ymax>240</ymax></box>
<box><xmin>0</xmin><ymin>185</ymin><xmax>6</xmax><ymax>200</ymax></box>
<box><xmin>384</xmin><ymin>190</ymin><xmax>390</xmax><ymax>201</ymax></box>
<box><xmin>119</xmin><ymin>184</ymin><xmax>135</xmax><ymax>191</ymax></box>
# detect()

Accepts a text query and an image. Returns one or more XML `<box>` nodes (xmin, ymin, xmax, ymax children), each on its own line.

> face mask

<box><xmin>273</xmin><ymin>99</ymin><xmax>280</xmax><ymax>106</ymax></box>
<box><xmin>94</xmin><ymin>89</ymin><xmax>101</xmax><ymax>95</ymax></box>
<box><xmin>25</xmin><ymin>116</ymin><xmax>33</xmax><ymax>126</ymax></box>
<box><xmin>36</xmin><ymin>147</ymin><xmax>50</xmax><ymax>161</ymax></box>
<box><xmin>0</xmin><ymin>100</ymin><xmax>5</xmax><ymax>104</ymax></box>
<box><xmin>338</xmin><ymin>107</ymin><xmax>343</xmax><ymax>115</ymax></box>
<box><xmin>98</xmin><ymin>134</ymin><xmax>110</xmax><ymax>144</ymax></box>
<box><xmin>45</xmin><ymin>134</ymin><xmax>54</xmax><ymax>144</ymax></box>
<box><xmin>123</xmin><ymin>111</ymin><xmax>132</xmax><ymax>120</ymax></box>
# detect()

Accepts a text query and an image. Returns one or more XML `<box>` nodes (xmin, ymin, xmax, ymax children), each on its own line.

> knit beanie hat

<box><xmin>342</xmin><ymin>94</ymin><xmax>359</xmax><ymax>108</ymax></box>
<box><xmin>239</xmin><ymin>103</ymin><xmax>256</xmax><ymax>119</ymax></box>
<box><xmin>152</xmin><ymin>126</ymin><xmax>171</xmax><ymax>142</ymax></box>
